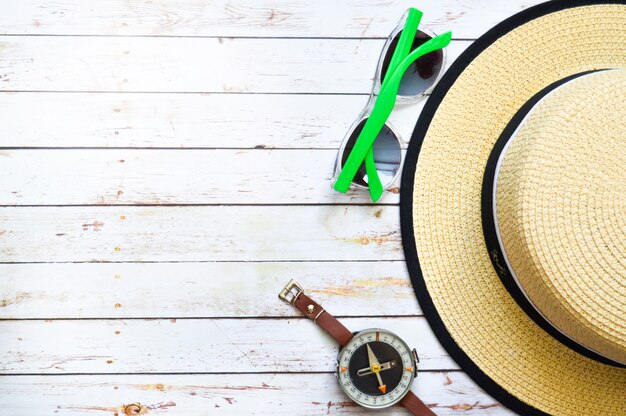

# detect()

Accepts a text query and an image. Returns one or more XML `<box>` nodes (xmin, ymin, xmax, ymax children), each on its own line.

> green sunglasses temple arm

<box><xmin>363</xmin><ymin>149</ymin><xmax>383</xmax><ymax>201</ymax></box>
<box><xmin>363</xmin><ymin>8</ymin><xmax>423</xmax><ymax>202</ymax></box>
<box><xmin>382</xmin><ymin>8</ymin><xmax>422</xmax><ymax>93</ymax></box>
<box><xmin>381</xmin><ymin>30</ymin><xmax>452</xmax><ymax>107</ymax></box>
<box><xmin>333</xmin><ymin>31</ymin><xmax>453</xmax><ymax>197</ymax></box>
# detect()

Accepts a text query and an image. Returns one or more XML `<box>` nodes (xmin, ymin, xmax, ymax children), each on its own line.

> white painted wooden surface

<box><xmin>0</xmin><ymin>0</ymin><xmax>541</xmax><ymax>38</ymax></box>
<box><xmin>1</xmin><ymin>149</ymin><xmax>407</xmax><ymax>204</ymax></box>
<box><xmin>0</xmin><ymin>318</ymin><xmax>458</xmax><ymax>373</ymax></box>
<box><xmin>0</xmin><ymin>93</ymin><xmax>424</xmax><ymax>148</ymax></box>
<box><xmin>0</xmin><ymin>373</ymin><xmax>506</xmax><ymax>415</ymax></box>
<box><xmin>0</xmin><ymin>206</ymin><xmax>403</xmax><ymax>262</ymax></box>
<box><xmin>0</xmin><ymin>1</ymin><xmax>543</xmax><ymax>414</ymax></box>
<box><xmin>0</xmin><ymin>262</ymin><xmax>418</xmax><ymax>318</ymax></box>
<box><xmin>0</xmin><ymin>37</ymin><xmax>470</xmax><ymax>93</ymax></box>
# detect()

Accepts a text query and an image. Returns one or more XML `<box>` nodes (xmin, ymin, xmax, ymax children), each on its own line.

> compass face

<box><xmin>336</xmin><ymin>329</ymin><xmax>416</xmax><ymax>409</ymax></box>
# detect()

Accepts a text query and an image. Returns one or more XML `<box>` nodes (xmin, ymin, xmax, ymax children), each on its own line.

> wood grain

<box><xmin>0</xmin><ymin>92</ymin><xmax>424</xmax><ymax>148</ymax></box>
<box><xmin>0</xmin><ymin>317</ymin><xmax>457</xmax><ymax>373</ymax></box>
<box><xmin>0</xmin><ymin>0</ymin><xmax>544</xmax><ymax>39</ymax></box>
<box><xmin>0</xmin><ymin>261</ymin><xmax>418</xmax><ymax>319</ymax></box>
<box><xmin>0</xmin><ymin>149</ymin><xmax>407</xmax><ymax>205</ymax></box>
<box><xmin>0</xmin><ymin>37</ymin><xmax>469</xmax><ymax>93</ymax></box>
<box><xmin>0</xmin><ymin>373</ymin><xmax>513</xmax><ymax>415</ymax></box>
<box><xmin>0</xmin><ymin>206</ymin><xmax>403</xmax><ymax>262</ymax></box>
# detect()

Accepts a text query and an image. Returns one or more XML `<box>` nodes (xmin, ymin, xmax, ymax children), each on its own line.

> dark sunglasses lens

<box><xmin>380</xmin><ymin>29</ymin><xmax>444</xmax><ymax>96</ymax></box>
<box><xmin>341</xmin><ymin>120</ymin><xmax>401</xmax><ymax>188</ymax></box>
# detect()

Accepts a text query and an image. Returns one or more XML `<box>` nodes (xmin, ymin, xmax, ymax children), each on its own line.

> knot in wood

<box><xmin>123</xmin><ymin>404</ymin><xmax>143</xmax><ymax>415</ymax></box>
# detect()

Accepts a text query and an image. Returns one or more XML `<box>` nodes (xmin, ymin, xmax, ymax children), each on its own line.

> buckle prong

<box><xmin>278</xmin><ymin>279</ymin><xmax>303</xmax><ymax>304</ymax></box>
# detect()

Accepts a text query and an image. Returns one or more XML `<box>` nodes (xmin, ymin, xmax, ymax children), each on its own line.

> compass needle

<box><xmin>376</xmin><ymin>373</ymin><xmax>387</xmax><ymax>394</ymax></box>
<box><xmin>366</xmin><ymin>344</ymin><xmax>387</xmax><ymax>394</ymax></box>
<box><xmin>366</xmin><ymin>344</ymin><xmax>380</xmax><ymax>368</ymax></box>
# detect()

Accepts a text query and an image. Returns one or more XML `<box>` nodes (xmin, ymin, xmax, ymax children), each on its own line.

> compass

<box><xmin>337</xmin><ymin>328</ymin><xmax>417</xmax><ymax>409</ymax></box>
<box><xmin>279</xmin><ymin>280</ymin><xmax>433</xmax><ymax>415</ymax></box>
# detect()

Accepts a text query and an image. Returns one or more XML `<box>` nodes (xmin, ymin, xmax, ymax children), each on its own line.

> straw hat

<box><xmin>400</xmin><ymin>1</ymin><xmax>625</xmax><ymax>414</ymax></box>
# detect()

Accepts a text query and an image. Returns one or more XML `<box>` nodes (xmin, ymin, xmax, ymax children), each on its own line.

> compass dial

<box><xmin>336</xmin><ymin>329</ymin><xmax>416</xmax><ymax>409</ymax></box>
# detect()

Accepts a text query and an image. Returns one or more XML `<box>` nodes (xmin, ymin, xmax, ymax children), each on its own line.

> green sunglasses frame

<box><xmin>333</xmin><ymin>8</ymin><xmax>452</xmax><ymax>201</ymax></box>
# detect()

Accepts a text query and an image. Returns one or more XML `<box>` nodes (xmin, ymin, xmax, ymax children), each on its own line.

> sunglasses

<box><xmin>332</xmin><ymin>8</ymin><xmax>451</xmax><ymax>201</ymax></box>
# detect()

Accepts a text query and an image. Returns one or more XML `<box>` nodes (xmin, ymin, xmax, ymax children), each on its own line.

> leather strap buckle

<box><xmin>278</xmin><ymin>279</ymin><xmax>303</xmax><ymax>304</ymax></box>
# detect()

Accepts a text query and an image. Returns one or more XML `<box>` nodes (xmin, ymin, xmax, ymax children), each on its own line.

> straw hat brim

<box><xmin>400</xmin><ymin>1</ymin><xmax>626</xmax><ymax>415</ymax></box>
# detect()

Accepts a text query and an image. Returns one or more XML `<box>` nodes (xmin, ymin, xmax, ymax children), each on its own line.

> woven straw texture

<box><xmin>496</xmin><ymin>69</ymin><xmax>626</xmax><ymax>365</ymax></box>
<box><xmin>410</xmin><ymin>4</ymin><xmax>626</xmax><ymax>415</ymax></box>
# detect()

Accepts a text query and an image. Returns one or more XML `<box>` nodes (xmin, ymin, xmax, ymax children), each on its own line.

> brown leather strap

<box><xmin>400</xmin><ymin>391</ymin><xmax>435</xmax><ymax>416</ymax></box>
<box><xmin>292</xmin><ymin>291</ymin><xmax>353</xmax><ymax>347</ymax></box>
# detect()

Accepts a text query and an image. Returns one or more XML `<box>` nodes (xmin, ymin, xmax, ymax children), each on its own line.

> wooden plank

<box><xmin>0</xmin><ymin>261</ymin><xmax>418</xmax><ymax>319</ymax></box>
<box><xmin>0</xmin><ymin>149</ymin><xmax>406</xmax><ymax>205</ymax></box>
<box><xmin>0</xmin><ymin>92</ymin><xmax>423</xmax><ymax>148</ymax></box>
<box><xmin>0</xmin><ymin>37</ymin><xmax>469</xmax><ymax>93</ymax></box>
<box><xmin>0</xmin><ymin>317</ymin><xmax>457</xmax><ymax>373</ymax></box>
<box><xmin>0</xmin><ymin>373</ymin><xmax>512</xmax><ymax>415</ymax></box>
<box><xmin>0</xmin><ymin>0</ymin><xmax>543</xmax><ymax>40</ymax></box>
<box><xmin>0</xmin><ymin>206</ymin><xmax>403</xmax><ymax>262</ymax></box>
